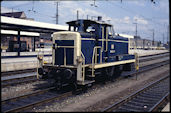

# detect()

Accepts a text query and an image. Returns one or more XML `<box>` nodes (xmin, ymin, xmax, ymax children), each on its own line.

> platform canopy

<box><xmin>0</xmin><ymin>16</ymin><xmax>69</xmax><ymax>56</ymax></box>
<box><xmin>1</xmin><ymin>29</ymin><xmax>40</xmax><ymax>37</ymax></box>
<box><xmin>1</xmin><ymin>16</ymin><xmax>68</xmax><ymax>33</ymax></box>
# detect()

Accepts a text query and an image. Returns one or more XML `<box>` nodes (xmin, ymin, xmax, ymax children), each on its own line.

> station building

<box><xmin>1</xmin><ymin>11</ymin><xmax>52</xmax><ymax>52</ymax></box>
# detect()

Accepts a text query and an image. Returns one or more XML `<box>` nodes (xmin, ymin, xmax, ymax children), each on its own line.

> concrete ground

<box><xmin>162</xmin><ymin>103</ymin><xmax>170</xmax><ymax>112</ymax></box>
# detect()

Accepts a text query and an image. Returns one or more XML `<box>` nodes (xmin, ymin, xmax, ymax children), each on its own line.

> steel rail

<box><xmin>1</xmin><ymin>87</ymin><xmax>55</xmax><ymax>103</ymax></box>
<box><xmin>1</xmin><ymin>87</ymin><xmax>73</xmax><ymax>112</ymax></box>
<box><xmin>139</xmin><ymin>54</ymin><xmax>169</xmax><ymax>63</ymax></box>
<box><xmin>149</xmin><ymin>92</ymin><xmax>170</xmax><ymax>112</ymax></box>
<box><xmin>139</xmin><ymin>52</ymin><xmax>169</xmax><ymax>58</ymax></box>
<box><xmin>1</xmin><ymin>75</ymin><xmax>37</xmax><ymax>87</ymax></box>
<box><xmin>101</xmin><ymin>75</ymin><xmax>170</xmax><ymax>112</ymax></box>
<box><xmin>1</xmin><ymin>68</ymin><xmax>36</xmax><ymax>77</ymax></box>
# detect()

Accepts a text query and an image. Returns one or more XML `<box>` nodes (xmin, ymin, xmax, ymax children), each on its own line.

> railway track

<box><xmin>102</xmin><ymin>75</ymin><xmax>170</xmax><ymax>112</ymax></box>
<box><xmin>121</xmin><ymin>59</ymin><xmax>169</xmax><ymax>78</ymax></box>
<box><xmin>139</xmin><ymin>52</ymin><xmax>169</xmax><ymax>63</ymax></box>
<box><xmin>1</xmin><ymin>73</ymin><xmax>37</xmax><ymax>87</ymax></box>
<box><xmin>139</xmin><ymin>52</ymin><xmax>169</xmax><ymax>58</ymax></box>
<box><xmin>1</xmin><ymin>68</ymin><xmax>36</xmax><ymax>77</ymax></box>
<box><xmin>2</xmin><ymin>60</ymin><xmax>168</xmax><ymax>112</ymax></box>
<box><xmin>1</xmin><ymin>87</ymin><xmax>73</xmax><ymax>112</ymax></box>
<box><xmin>1</xmin><ymin>55</ymin><xmax>169</xmax><ymax>112</ymax></box>
<box><xmin>1</xmin><ymin>53</ymin><xmax>169</xmax><ymax>87</ymax></box>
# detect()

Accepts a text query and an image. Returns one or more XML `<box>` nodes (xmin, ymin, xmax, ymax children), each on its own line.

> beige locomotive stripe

<box><xmin>101</xmin><ymin>39</ymin><xmax>128</xmax><ymax>43</ymax></box>
<box><xmin>81</xmin><ymin>38</ymin><xmax>95</xmax><ymax>40</ymax></box>
<box><xmin>81</xmin><ymin>38</ymin><xmax>128</xmax><ymax>43</ymax></box>
<box><xmin>92</xmin><ymin>59</ymin><xmax>135</xmax><ymax>69</ymax></box>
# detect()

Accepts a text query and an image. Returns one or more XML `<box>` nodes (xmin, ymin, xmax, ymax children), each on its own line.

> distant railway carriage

<box><xmin>129</xmin><ymin>38</ymin><xmax>161</xmax><ymax>50</ymax></box>
<box><xmin>37</xmin><ymin>18</ymin><xmax>137</xmax><ymax>90</ymax></box>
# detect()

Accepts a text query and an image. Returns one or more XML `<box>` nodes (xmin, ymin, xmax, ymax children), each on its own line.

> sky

<box><xmin>1</xmin><ymin>0</ymin><xmax>169</xmax><ymax>43</ymax></box>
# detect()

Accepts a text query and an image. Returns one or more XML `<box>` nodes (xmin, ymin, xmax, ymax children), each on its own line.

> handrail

<box><xmin>106</xmin><ymin>28</ymin><xmax>108</xmax><ymax>51</ymax></box>
<box><xmin>92</xmin><ymin>46</ymin><xmax>102</xmax><ymax>77</ymax></box>
<box><xmin>81</xmin><ymin>51</ymin><xmax>85</xmax><ymax>82</ymax></box>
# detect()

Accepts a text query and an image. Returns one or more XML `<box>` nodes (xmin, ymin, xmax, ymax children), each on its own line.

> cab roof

<box><xmin>66</xmin><ymin>19</ymin><xmax>112</xmax><ymax>27</ymax></box>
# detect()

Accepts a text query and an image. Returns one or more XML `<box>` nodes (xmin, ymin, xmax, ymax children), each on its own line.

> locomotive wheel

<box><xmin>56</xmin><ymin>84</ymin><xmax>62</xmax><ymax>90</ymax></box>
<box><xmin>71</xmin><ymin>82</ymin><xmax>78</xmax><ymax>92</ymax></box>
<box><xmin>81</xmin><ymin>85</ymin><xmax>88</xmax><ymax>93</ymax></box>
<box><xmin>113</xmin><ymin>65</ymin><xmax>122</xmax><ymax>79</ymax></box>
<box><xmin>96</xmin><ymin>68</ymin><xmax>108</xmax><ymax>84</ymax></box>
<box><xmin>105</xmin><ymin>67</ymin><xmax>114</xmax><ymax>81</ymax></box>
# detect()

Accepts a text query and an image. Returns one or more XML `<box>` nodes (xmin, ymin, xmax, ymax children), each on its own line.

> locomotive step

<box><xmin>85</xmin><ymin>75</ymin><xmax>95</xmax><ymax>81</ymax></box>
<box><xmin>77</xmin><ymin>80</ymin><xmax>95</xmax><ymax>85</ymax></box>
<box><xmin>86</xmin><ymin>74</ymin><xmax>95</xmax><ymax>78</ymax></box>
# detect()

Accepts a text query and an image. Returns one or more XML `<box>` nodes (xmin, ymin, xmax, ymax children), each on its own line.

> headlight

<box><xmin>76</xmin><ymin>56</ymin><xmax>83</xmax><ymax>63</ymax></box>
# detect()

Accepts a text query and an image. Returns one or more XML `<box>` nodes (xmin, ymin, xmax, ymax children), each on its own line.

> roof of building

<box><xmin>1</xmin><ymin>11</ymin><xmax>27</xmax><ymax>19</ymax></box>
<box><xmin>1</xmin><ymin>30</ymin><xmax>40</xmax><ymax>37</ymax></box>
<box><xmin>1</xmin><ymin>16</ymin><xmax>68</xmax><ymax>33</ymax></box>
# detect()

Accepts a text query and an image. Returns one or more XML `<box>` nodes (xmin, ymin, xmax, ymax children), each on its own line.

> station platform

<box><xmin>129</xmin><ymin>49</ymin><xmax>169</xmax><ymax>57</ymax></box>
<box><xmin>1</xmin><ymin>56</ymin><xmax>52</xmax><ymax>72</ymax></box>
<box><xmin>162</xmin><ymin>103</ymin><xmax>170</xmax><ymax>112</ymax></box>
<box><xmin>1</xmin><ymin>49</ymin><xmax>169</xmax><ymax>72</ymax></box>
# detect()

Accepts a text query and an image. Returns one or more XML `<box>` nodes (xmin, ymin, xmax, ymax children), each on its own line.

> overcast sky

<box><xmin>1</xmin><ymin>0</ymin><xmax>169</xmax><ymax>43</ymax></box>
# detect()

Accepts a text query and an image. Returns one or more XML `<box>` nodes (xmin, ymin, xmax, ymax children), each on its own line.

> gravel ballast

<box><xmin>33</xmin><ymin>64</ymin><xmax>169</xmax><ymax>112</ymax></box>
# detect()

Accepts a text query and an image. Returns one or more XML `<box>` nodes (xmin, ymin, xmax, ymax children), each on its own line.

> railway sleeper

<box><xmin>115</xmin><ymin>106</ymin><xmax>142</xmax><ymax>112</ymax></box>
<box><xmin>141</xmin><ymin>92</ymin><xmax>168</xmax><ymax>98</ymax></box>
<box><xmin>139</xmin><ymin>93</ymin><xmax>168</xmax><ymax>100</ymax></box>
<box><xmin>126</xmin><ymin>100</ymin><xmax>154</xmax><ymax>107</ymax></box>
<box><xmin>136</xmin><ymin>95</ymin><xmax>163</xmax><ymax>102</ymax></box>
<box><xmin>119</xmin><ymin>103</ymin><xmax>150</xmax><ymax>112</ymax></box>
<box><xmin>132</xmin><ymin>97</ymin><xmax>161</xmax><ymax>104</ymax></box>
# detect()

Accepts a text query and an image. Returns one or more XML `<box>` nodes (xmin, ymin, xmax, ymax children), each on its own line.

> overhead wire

<box><xmin>108</xmin><ymin>0</ymin><xmax>167</xmax><ymax>27</ymax></box>
<box><xmin>105</xmin><ymin>0</ymin><xmax>168</xmax><ymax>40</ymax></box>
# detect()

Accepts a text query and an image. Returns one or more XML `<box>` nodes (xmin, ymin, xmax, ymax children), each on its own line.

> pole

<box><xmin>152</xmin><ymin>29</ymin><xmax>154</xmax><ymax>45</ymax></box>
<box><xmin>17</xmin><ymin>30</ymin><xmax>21</xmax><ymax>56</ymax></box>
<box><xmin>135</xmin><ymin>23</ymin><xmax>137</xmax><ymax>36</ymax></box>
<box><xmin>133</xmin><ymin>19</ymin><xmax>137</xmax><ymax>49</ymax></box>
<box><xmin>12</xmin><ymin>8</ymin><xmax>14</xmax><ymax>17</ymax></box>
<box><xmin>33</xmin><ymin>37</ymin><xmax>35</xmax><ymax>51</ymax></box>
<box><xmin>133</xmin><ymin>19</ymin><xmax>137</xmax><ymax>36</ymax></box>
<box><xmin>56</xmin><ymin>2</ymin><xmax>59</xmax><ymax>24</ymax></box>
<box><xmin>77</xmin><ymin>10</ymin><xmax>79</xmax><ymax>20</ymax></box>
<box><xmin>163</xmin><ymin>34</ymin><xmax>164</xmax><ymax>44</ymax></box>
<box><xmin>167</xmin><ymin>25</ymin><xmax>169</xmax><ymax>44</ymax></box>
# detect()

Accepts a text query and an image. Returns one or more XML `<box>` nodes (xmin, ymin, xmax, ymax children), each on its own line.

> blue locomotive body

<box><xmin>38</xmin><ymin>18</ymin><xmax>137</xmax><ymax>89</ymax></box>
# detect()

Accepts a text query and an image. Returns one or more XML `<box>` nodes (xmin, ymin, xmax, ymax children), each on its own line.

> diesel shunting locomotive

<box><xmin>37</xmin><ymin>17</ymin><xmax>138</xmax><ymax>90</ymax></box>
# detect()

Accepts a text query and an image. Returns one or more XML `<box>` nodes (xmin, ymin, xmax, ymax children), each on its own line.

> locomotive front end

<box><xmin>38</xmin><ymin>31</ymin><xmax>83</xmax><ymax>89</ymax></box>
<box><xmin>52</xmin><ymin>31</ymin><xmax>81</xmax><ymax>66</ymax></box>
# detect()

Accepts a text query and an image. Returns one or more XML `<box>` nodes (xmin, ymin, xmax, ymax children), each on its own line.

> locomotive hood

<box><xmin>52</xmin><ymin>31</ymin><xmax>81</xmax><ymax>66</ymax></box>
